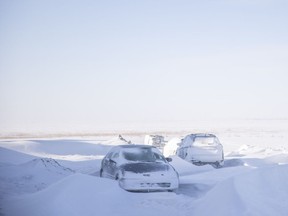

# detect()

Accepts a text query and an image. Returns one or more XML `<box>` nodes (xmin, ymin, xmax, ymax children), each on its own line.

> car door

<box><xmin>102</xmin><ymin>152</ymin><xmax>113</xmax><ymax>177</ymax></box>
<box><xmin>108</xmin><ymin>151</ymin><xmax>120</xmax><ymax>178</ymax></box>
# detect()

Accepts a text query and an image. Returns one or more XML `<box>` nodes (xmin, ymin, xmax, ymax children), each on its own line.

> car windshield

<box><xmin>122</xmin><ymin>147</ymin><xmax>165</xmax><ymax>163</ymax></box>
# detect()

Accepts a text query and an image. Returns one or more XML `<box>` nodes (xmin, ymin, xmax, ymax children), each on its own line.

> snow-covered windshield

<box><xmin>122</xmin><ymin>147</ymin><xmax>166</xmax><ymax>163</ymax></box>
<box><xmin>193</xmin><ymin>137</ymin><xmax>217</xmax><ymax>146</ymax></box>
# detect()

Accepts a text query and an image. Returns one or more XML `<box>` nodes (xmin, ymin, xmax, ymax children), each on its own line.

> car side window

<box><xmin>153</xmin><ymin>153</ymin><xmax>165</xmax><ymax>161</ymax></box>
<box><xmin>106</xmin><ymin>152</ymin><xmax>113</xmax><ymax>159</ymax></box>
<box><xmin>111</xmin><ymin>152</ymin><xmax>119</xmax><ymax>159</ymax></box>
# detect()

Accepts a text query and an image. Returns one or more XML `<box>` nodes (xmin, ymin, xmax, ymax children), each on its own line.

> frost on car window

<box><xmin>194</xmin><ymin>137</ymin><xmax>216</xmax><ymax>146</ymax></box>
<box><xmin>111</xmin><ymin>152</ymin><xmax>119</xmax><ymax>159</ymax></box>
<box><xmin>122</xmin><ymin>147</ymin><xmax>165</xmax><ymax>162</ymax></box>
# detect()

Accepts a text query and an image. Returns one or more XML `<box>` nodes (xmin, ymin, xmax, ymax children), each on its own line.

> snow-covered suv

<box><xmin>176</xmin><ymin>134</ymin><xmax>224</xmax><ymax>168</ymax></box>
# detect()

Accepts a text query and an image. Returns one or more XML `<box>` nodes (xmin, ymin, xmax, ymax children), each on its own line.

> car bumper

<box><xmin>190</xmin><ymin>155</ymin><xmax>224</xmax><ymax>163</ymax></box>
<box><xmin>187</xmin><ymin>149</ymin><xmax>224</xmax><ymax>163</ymax></box>
<box><xmin>118</xmin><ymin>176</ymin><xmax>179</xmax><ymax>191</ymax></box>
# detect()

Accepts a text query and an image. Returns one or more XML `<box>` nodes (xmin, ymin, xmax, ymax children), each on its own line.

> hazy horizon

<box><xmin>1</xmin><ymin>0</ymin><xmax>288</xmax><ymax>134</ymax></box>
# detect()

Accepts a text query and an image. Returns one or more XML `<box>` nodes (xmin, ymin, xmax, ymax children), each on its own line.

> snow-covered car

<box><xmin>176</xmin><ymin>134</ymin><xmax>224</xmax><ymax>167</ymax></box>
<box><xmin>100</xmin><ymin>145</ymin><xmax>179</xmax><ymax>191</ymax></box>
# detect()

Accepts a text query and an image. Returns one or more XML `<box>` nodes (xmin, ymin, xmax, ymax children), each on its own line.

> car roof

<box><xmin>113</xmin><ymin>144</ymin><xmax>156</xmax><ymax>149</ymax></box>
<box><xmin>107</xmin><ymin>144</ymin><xmax>158</xmax><ymax>154</ymax></box>
<box><xmin>187</xmin><ymin>133</ymin><xmax>217</xmax><ymax>138</ymax></box>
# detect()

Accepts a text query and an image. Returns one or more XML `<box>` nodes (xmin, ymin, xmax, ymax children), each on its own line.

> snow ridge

<box><xmin>24</xmin><ymin>158</ymin><xmax>74</xmax><ymax>174</ymax></box>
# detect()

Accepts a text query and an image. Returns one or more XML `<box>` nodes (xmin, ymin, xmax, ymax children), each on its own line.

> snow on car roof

<box><xmin>188</xmin><ymin>133</ymin><xmax>217</xmax><ymax>138</ymax></box>
<box><xmin>113</xmin><ymin>144</ymin><xmax>157</xmax><ymax>149</ymax></box>
<box><xmin>108</xmin><ymin>144</ymin><xmax>159</xmax><ymax>154</ymax></box>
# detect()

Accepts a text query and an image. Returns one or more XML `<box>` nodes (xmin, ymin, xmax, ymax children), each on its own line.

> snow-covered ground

<box><xmin>1</xmin><ymin>121</ymin><xmax>288</xmax><ymax>216</ymax></box>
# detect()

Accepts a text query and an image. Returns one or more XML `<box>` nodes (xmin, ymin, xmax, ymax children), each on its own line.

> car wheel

<box><xmin>212</xmin><ymin>161</ymin><xmax>222</xmax><ymax>168</ymax></box>
<box><xmin>115</xmin><ymin>173</ymin><xmax>119</xmax><ymax>180</ymax></box>
<box><xmin>99</xmin><ymin>169</ymin><xmax>103</xmax><ymax>177</ymax></box>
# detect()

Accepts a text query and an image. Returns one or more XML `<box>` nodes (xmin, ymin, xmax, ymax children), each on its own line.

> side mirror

<box><xmin>166</xmin><ymin>157</ymin><xmax>172</xmax><ymax>162</ymax></box>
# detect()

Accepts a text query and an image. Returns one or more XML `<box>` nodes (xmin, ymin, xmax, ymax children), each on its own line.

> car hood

<box><xmin>120</xmin><ymin>162</ymin><xmax>170</xmax><ymax>173</ymax></box>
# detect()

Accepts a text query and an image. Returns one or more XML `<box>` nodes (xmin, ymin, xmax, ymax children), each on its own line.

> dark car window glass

<box><xmin>122</xmin><ymin>147</ymin><xmax>165</xmax><ymax>162</ymax></box>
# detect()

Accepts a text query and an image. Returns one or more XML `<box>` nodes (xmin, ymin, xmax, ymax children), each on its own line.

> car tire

<box><xmin>212</xmin><ymin>161</ymin><xmax>222</xmax><ymax>168</ymax></box>
<box><xmin>99</xmin><ymin>169</ymin><xmax>103</xmax><ymax>177</ymax></box>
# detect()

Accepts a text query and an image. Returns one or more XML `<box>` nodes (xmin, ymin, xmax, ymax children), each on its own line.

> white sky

<box><xmin>0</xmin><ymin>0</ymin><xmax>288</xmax><ymax>133</ymax></box>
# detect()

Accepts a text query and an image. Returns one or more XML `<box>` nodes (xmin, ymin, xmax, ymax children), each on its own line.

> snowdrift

<box><xmin>3</xmin><ymin>174</ymin><xmax>182</xmax><ymax>216</ymax></box>
<box><xmin>0</xmin><ymin>146</ymin><xmax>36</xmax><ymax>165</ymax></box>
<box><xmin>0</xmin><ymin>158</ymin><xmax>74</xmax><ymax>197</ymax></box>
<box><xmin>191</xmin><ymin>164</ymin><xmax>288</xmax><ymax>216</ymax></box>
<box><xmin>3</xmin><ymin>165</ymin><xmax>288</xmax><ymax>216</ymax></box>
<box><xmin>0</xmin><ymin>139</ymin><xmax>113</xmax><ymax>156</ymax></box>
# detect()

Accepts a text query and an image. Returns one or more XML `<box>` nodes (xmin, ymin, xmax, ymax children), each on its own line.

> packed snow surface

<box><xmin>1</xmin><ymin>125</ymin><xmax>288</xmax><ymax>216</ymax></box>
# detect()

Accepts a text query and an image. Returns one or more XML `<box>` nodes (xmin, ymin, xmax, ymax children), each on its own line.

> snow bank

<box><xmin>0</xmin><ymin>147</ymin><xmax>36</xmax><ymax>164</ymax></box>
<box><xmin>225</xmin><ymin>144</ymin><xmax>288</xmax><ymax>168</ymax></box>
<box><xmin>0</xmin><ymin>139</ymin><xmax>112</xmax><ymax>158</ymax></box>
<box><xmin>190</xmin><ymin>164</ymin><xmax>288</xmax><ymax>216</ymax></box>
<box><xmin>170</xmin><ymin>155</ymin><xmax>214</xmax><ymax>176</ymax></box>
<box><xmin>3</xmin><ymin>174</ymin><xmax>123</xmax><ymax>216</ymax></box>
<box><xmin>0</xmin><ymin>158</ymin><xmax>73</xmax><ymax>197</ymax></box>
<box><xmin>5</xmin><ymin>164</ymin><xmax>288</xmax><ymax>216</ymax></box>
<box><xmin>3</xmin><ymin>174</ymin><xmax>185</xmax><ymax>216</ymax></box>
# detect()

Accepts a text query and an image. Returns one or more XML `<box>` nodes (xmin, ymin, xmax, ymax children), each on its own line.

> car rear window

<box><xmin>193</xmin><ymin>137</ymin><xmax>216</xmax><ymax>146</ymax></box>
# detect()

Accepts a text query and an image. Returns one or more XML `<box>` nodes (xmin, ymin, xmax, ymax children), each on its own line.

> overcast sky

<box><xmin>0</xmin><ymin>0</ymin><xmax>288</xmax><ymax>133</ymax></box>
